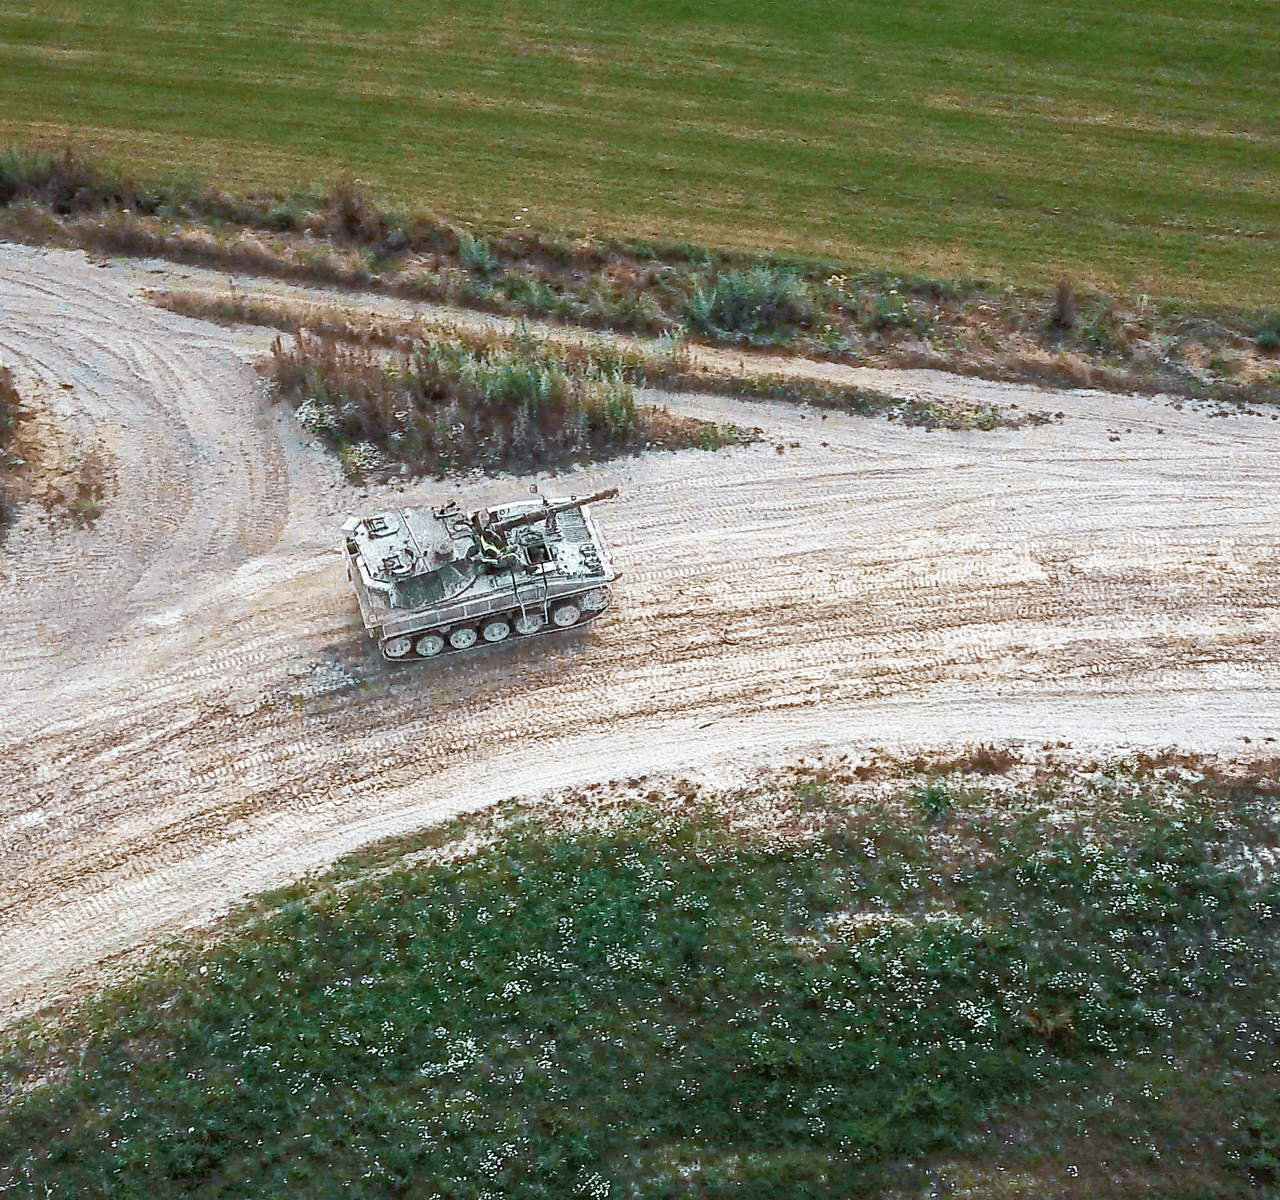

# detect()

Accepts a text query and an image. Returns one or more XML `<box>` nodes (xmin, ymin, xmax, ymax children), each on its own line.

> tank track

<box><xmin>377</xmin><ymin>586</ymin><xmax>612</xmax><ymax>662</ymax></box>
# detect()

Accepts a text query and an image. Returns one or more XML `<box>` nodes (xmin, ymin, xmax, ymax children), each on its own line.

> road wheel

<box><xmin>514</xmin><ymin>613</ymin><xmax>542</xmax><ymax>635</ymax></box>
<box><xmin>382</xmin><ymin>636</ymin><xmax>413</xmax><ymax>659</ymax></box>
<box><xmin>482</xmin><ymin>620</ymin><xmax>511</xmax><ymax>643</ymax></box>
<box><xmin>551</xmin><ymin>602</ymin><xmax>581</xmax><ymax>628</ymax></box>
<box><xmin>449</xmin><ymin>627</ymin><xmax>478</xmax><ymax>650</ymax></box>
<box><xmin>415</xmin><ymin>633</ymin><xmax>445</xmax><ymax>657</ymax></box>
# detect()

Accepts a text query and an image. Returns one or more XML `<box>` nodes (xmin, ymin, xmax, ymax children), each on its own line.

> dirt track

<box><xmin>2</xmin><ymin>243</ymin><xmax>1278</xmax><ymax>1021</ymax></box>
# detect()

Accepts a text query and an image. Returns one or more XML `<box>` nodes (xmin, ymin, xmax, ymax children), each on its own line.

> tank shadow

<box><xmin>313</xmin><ymin>621</ymin><xmax>600</xmax><ymax>694</ymax></box>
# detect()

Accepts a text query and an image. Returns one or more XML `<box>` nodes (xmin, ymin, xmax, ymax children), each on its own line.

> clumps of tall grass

<box><xmin>1257</xmin><ymin>310</ymin><xmax>1280</xmax><ymax>354</ymax></box>
<box><xmin>267</xmin><ymin>329</ymin><xmax>746</xmax><ymax>480</ymax></box>
<box><xmin>1046</xmin><ymin>278</ymin><xmax>1078</xmax><ymax>333</ymax></box>
<box><xmin>685</xmin><ymin>265</ymin><xmax>815</xmax><ymax>345</ymax></box>
<box><xmin>0</xmin><ymin>147</ymin><xmax>146</xmax><ymax>214</ymax></box>
<box><xmin>321</xmin><ymin>175</ymin><xmax>399</xmax><ymax>246</ymax></box>
<box><xmin>2</xmin><ymin>761</ymin><xmax>1278</xmax><ymax>1197</ymax></box>
<box><xmin>159</xmin><ymin>286</ymin><xmax>1048</xmax><ymax>435</ymax></box>
<box><xmin>155</xmin><ymin>288</ymin><xmax>1051</xmax><ymax>434</ymax></box>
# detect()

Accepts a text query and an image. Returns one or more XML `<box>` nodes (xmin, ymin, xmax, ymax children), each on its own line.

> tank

<box><xmin>341</xmin><ymin>487</ymin><xmax>620</xmax><ymax>661</ymax></box>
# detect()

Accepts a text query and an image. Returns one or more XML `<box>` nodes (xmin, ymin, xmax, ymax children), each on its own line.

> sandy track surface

<box><xmin>1</xmin><ymin>243</ymin><xmax>1278</xmax><ymax>1021</ymax></box>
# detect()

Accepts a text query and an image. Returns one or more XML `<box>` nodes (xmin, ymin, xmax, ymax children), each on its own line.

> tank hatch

<box><xmin>342</xmin><ymin>508</ymin><xmax>457</xmax><ymax>586</ymax></box>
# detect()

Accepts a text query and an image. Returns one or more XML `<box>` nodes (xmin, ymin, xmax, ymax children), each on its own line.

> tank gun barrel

<box><xmin>492</xmin><ymin>487</ymin><xmax>619</xmax><ymax>534</ymax></box>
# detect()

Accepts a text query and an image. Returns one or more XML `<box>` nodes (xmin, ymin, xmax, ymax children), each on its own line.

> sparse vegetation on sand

<box><xmin>2</xmin><ymin>752</ymin><xmax>1278</xmax><ymax>1197</ymax></box>
<box><xmin>158</xmin><ymin>288</ymin><xmax>1023</xmax><ymax>434</ymax></box>
<box><xmin>168</xmin><ymin>287</ymin><xmax>1054</xmax><ymax>436</ymax></box>
<box><xmin>0</xmin><ymin>363</ymin><xmax>108</xmax><ymax>535</ymax></box>
<box><xmin>265</xmin><ymin>326</ymin><xmax>749</xmax><ymax>482</ymax></box>
<box><xmin>0</xmin><ymin>363</ymin><xmax>20</xmax><ymax>528</ymax></box>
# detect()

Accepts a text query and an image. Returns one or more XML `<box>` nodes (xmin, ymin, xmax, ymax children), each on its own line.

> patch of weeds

<box><xmin>698</xmin><ymin>372</ymin><xmax>899</xmax><ymax>417</ymax></box>
<box><xmin>685</xmin><ymin>266</ymin><xmax>813</xmax><ymax>345</ymax></box>
<box><xmin>912</xmin><ymin>780</ymin><xmax>953</xmax><ymax>820</ymax></box>
<box><xmin>267</xmin><ymin>330</ymin><xmax>743</xmax><ymax>481</ymax></box>
<box><xmin>0</xmin><ymin>365</ymin><xmax>18</xmax><ymax>448</ymax></box>
<box><xmin>0</xmin><ymin>369</ymin><xmax>110</xmax><ymax>531</ymax></box>
<box><xmin>152</xmin><ymin>289</ymin><xmax>307</xmax><ymax>332</ymax></box>
<box><xmin>868</xmin><ymin>287</ymin><xmax>928</xmax><ymax>335</ymax></box>
<box><xmin>793</xmin><ymin>777</ymin><xmax>839</xmax><ymax>810</ymax></box>
<box><xmin>893</xmin><ymin>397</ymin><xmax>1004</xmax><ymax>431</ymax></box>
<box><xmin>1255</xmin><ymin>310</ymin><xmax>1280</xmax><ymax>354</ymax></box>
<box><xmin>691</xmin><ymin>421</ymin><xmax>745</xmax><ymax>451</ymax></box>
<box><xmin>1078</xmin><ymin>299</ymin><xmax>1123</xmax><ymax>355</ymax></box>
<box><xmin>59</xmin><ymin>442</ymin><xmax>109</xmax><ymax>529</ymax></box>
<box><xmin>501</xmin><ymin>269</ymin><xmax>557</xmax><ymax>311</ymax></box>
<box><xmin>458</xmin><ymin>230</ymin><xmax>500</xmax><ymax>279</ymax></box>
<box><xmin>0</xmin><ymin>146</ymin><xmax>148</xmax><ymax>215</ymax></box>
<box><xmin>812</xmin><ymin>320</ymin><xmax>858</xmax><ymax>353</ymax></box>
<box><xmin>931</xmin><ymin>743</ymin><xmax>1022</xmax><ymax>776</ymax></box>
<box><xmin>2</xmin><ymin>773</ymin><xmax>1279</xmax><ymax>1197</ymax></box>
<box><xmin>322</xmin><ymin>177</ymin><xmax>390</xmax><ymax>245</ymax></box>
<box><xmin>12</xmin><ymin>147</ymin><xmax>1274</xmax><ymax>414</ymax></box>
<box><xmin>653</xmin><ymin>328</ymin><xmax>690</xmax><ymax>370</ymax></box>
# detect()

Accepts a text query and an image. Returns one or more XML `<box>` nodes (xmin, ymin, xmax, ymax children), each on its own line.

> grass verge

<box><xmin>264</xmin><ymin>326</ymin><xmax>750</xmax><ymax>482</ymax></box>
<box><xmin>155</xmin><ymin>288</ymin><xmax>1052</xmax><ymax>435</ymax></box>
<box><xmin>4</xmin><ymin>149</ymin><xmax>1278</xmax><ymax>409</ymax></box>
<box><xmin>2</xmin><ymin>750</ymin><xmax>1278</xmax><ymax>1197</ymax></box>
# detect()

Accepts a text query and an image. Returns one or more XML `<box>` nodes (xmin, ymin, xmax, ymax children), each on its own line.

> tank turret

<box><xmin>342</xmin><ymin>487</ymin><xmax>620</xmax><ymax>661</ymax></box>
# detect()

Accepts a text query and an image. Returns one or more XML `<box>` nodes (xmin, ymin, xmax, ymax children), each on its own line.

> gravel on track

<box><xmin>1</xmin><ymin>243</ymin><xmax>1278</xmax><ymax>1022</ymax></box>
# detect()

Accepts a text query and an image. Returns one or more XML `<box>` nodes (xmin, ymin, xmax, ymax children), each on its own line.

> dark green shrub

<box><xmin>1256</xmin><ymin>310</ymin><xmax>1280</xmax><ymax>353</ymax></box>
<box><xmin>0</xmin><ymin>146</ymin><xmax>141</xmax><ymax>214</ymax></box>
<box><xmin>685</xmin><ymin>266</ymin><xmax>813</xmax><ymax>344</ymax></box>
<box><xmin>868</xmin><ymin>289</ymin><xmax>927</xmax><ymax>333</ymax></box>
<box><xmin>458</xmin><ymin>231</ymin><xmax>500</xmax><ymax>279</ymax></box>
<box><xmin>913</xmin><ymin>781</ymin><xmax>952</xmax><ymax>819</ymax></box>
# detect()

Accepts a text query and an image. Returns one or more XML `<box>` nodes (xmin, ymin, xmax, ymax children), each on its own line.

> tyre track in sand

<box><xmin>1</xmin><ymin>243</ymin><xmax>1278</xmax><ymax>1020</ymax></box>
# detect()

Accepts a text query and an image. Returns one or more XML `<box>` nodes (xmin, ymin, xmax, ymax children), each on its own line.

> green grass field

<box><xmin>1</xmin><ymin>1</ymin><xmax>1276</xmax><ymax>305</ymax></box>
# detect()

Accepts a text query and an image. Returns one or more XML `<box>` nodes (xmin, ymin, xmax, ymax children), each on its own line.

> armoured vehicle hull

<box><xmin>342</xmin><ymin>488</ymin><xmax>620</xmax><ymax>661</ymax></box>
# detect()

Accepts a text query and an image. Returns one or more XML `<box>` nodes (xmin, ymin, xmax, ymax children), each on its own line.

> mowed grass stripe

<box><xmin>0</xmin><ymin>0</ymin><xmax>1276</xmax><ymax>302</ymax></box>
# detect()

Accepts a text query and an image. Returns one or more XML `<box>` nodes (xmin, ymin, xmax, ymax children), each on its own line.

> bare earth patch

<box><xmin>0</xmin><ymin>242</ymin><xmax>1278</xmax><ymax>1030</ymax></box>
